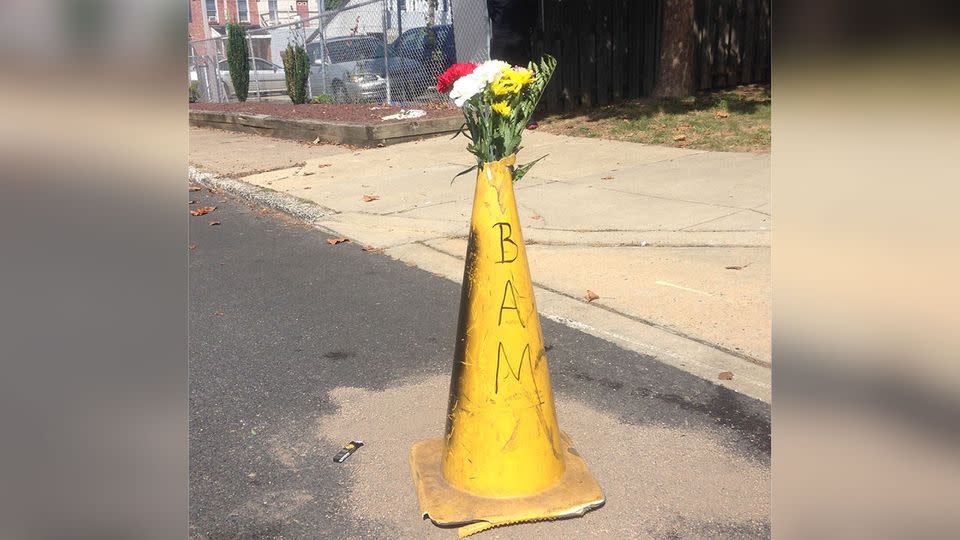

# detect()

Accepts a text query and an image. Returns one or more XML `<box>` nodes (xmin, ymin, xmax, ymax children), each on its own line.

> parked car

<box><xmin>348</xmin><ymin>24</ymin><xmax>456</xmax><ymax>100</ymax></box>
<box><xmin>306</xmin><ymin>36</ymin><xmax>388</xmax><ymax>103</ymax></box>
<box><xmin>217</xmin><ymin>58</ymin><xmax>287</xmax><ymax>98</ymax></box>
<box><xmin>385</xmin><ymin>24</ymin><xmax>456</xmax><ymax>98</ymax></box>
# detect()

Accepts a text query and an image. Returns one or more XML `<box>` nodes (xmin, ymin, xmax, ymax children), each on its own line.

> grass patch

<box><xmin>539</xmin><ymin>85</ymin><xmax>770</xmax><ymax>153</ymax></box>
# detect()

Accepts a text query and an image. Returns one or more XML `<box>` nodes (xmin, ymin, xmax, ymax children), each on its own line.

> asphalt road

<box><xmin>189</xmin><ymin>189</ymin><xmax>771</xmax><ymax>539</ymax></box>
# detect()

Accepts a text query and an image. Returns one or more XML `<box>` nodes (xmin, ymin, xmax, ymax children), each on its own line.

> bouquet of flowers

<box><xmin>437</xmin><ymin>55</ymin><xmax>557</xmax><ymax>182</ymax></box>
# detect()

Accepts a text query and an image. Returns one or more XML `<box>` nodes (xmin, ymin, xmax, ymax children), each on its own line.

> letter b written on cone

<box><xmin>493</xmin><ymin>222</ymin><xmax>518</xmax><ymax>263</ymax></box>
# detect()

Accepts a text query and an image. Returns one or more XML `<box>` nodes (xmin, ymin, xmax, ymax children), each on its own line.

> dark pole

<box><xmin>397</xmin><ymin>0</ymin><xmax>404</xmax><ymax>100</ymax></box>
<box><xmin>397</xmin><ymin>0</ymin><xmax>403</xmax><ymax>37</ymax></box>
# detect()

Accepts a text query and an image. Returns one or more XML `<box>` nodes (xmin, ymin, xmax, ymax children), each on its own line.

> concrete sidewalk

<box><xmin>189</xmin><ymin>127</ymin><xmax>771</xmax><ymax>401</ymax></box>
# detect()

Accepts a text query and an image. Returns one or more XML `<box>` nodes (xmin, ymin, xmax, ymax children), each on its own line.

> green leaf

<box><xmin>450</xmin><ymin>164</ymin><xmax>478</xmax><ymax>186</ymax></box>
<box><xmin>450</xmin><ymin>123</ymin><xmax>468</xmax><ymax>140</ymax></box>
<box><xmin>513</xmin><ymin>154</ymin><xmax>548</xmax><ymax>183</ymax></box>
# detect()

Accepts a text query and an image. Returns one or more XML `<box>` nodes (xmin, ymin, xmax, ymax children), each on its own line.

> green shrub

<box><xmin>226</xmin><ymin>21</ymin><xmax>250</xmax><ymax>101</ymax></box>
<box><xmin>312</xmin><ymin>93</ymin><xmax>334</xmax><ymax>104</ymax></box>
<box><xmin>189</xmin><ymin>81</ymin><xmax>201</xmax><ymax>103</ymax></box>
<box><xmin>281</xmin><ymin>43</ymin><xmax>311</xmax><ymax>104</ymax></box>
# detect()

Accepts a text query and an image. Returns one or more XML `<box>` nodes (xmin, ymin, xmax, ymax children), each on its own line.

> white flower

<box><xmin>449</xmin><ymin>72</ymin><xmax>485</xmax><ymax>107</ymax></box>
<box><xmin>472</xmin><ymin>60</ymin><xmax>510</xmax><ymax>84</ymax></box>
<box><xmin>448</xmin><ymin>60</ymin><xmax>511</xmax><ymax>107</ymax></box>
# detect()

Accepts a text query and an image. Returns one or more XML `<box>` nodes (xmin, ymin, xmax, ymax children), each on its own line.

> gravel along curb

<box><xmin>189</xmin><ymin>167</ymin><xmax>338</xmax><ymax>227</ymax></box>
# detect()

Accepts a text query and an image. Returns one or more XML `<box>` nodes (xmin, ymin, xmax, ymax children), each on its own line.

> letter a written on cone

<box><xmin>409</xmin><ymin>155</ymin><xmax>604</xmax><ymax>538</ymax></box>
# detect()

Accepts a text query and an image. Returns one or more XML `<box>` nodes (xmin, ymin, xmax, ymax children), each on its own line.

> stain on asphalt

<box><xmin>322</xmin><ymin>350</ymin><xmax>357</xmax><ymax>360</ymax></box>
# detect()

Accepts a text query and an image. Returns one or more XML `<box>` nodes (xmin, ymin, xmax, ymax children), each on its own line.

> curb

<box><xmin>189</xmin><ymin>167</ymin><xmax>338</xmax><ymax>227</ymax></box>
<box><xmin>188</xmin><ymin>109</ymin><xmax>463</xmax><ymax>147</ymax></box>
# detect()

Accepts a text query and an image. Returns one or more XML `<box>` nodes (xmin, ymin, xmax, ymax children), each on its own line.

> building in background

<box><xmin>188</xmin><ymin>0</ymin><xmax>211</xmax><ymax>43</ymax></box>
<box><xmin>258</xmin><ymin>0</ymin><xmax>453</xmax><ymax>38</ymax></box>
<box><xmin>189</xmin><ymin>0</ymin><xmax>263</xmax><ymax>37</ymax></box>
<box><xmin>258</xmin><ymin>0</ymin><xmax>315</xmax><ymax>27</ymax></box>
<box><xmin>189</xmin><ymin>0</ymin><xmax>269</xmax><ymax>58</ymax></box>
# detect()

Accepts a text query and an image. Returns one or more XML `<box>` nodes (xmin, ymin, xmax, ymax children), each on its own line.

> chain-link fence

<box><xmin>188</xmin><ymin>0</ymin><xmax>491</xmax><ymax>106</ymax></box>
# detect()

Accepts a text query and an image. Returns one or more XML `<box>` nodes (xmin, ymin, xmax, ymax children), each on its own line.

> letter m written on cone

<box><xmin>409</xmin><ymin>156</ymin><xmax>604</xmax><ymax>538</ymax></box>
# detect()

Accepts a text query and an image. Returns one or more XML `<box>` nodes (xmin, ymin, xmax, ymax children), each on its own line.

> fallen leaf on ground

<box><xmin>672</xmin><ymin>134</ymin><xmax>687</xmax><ymax>141</ymax></box>
<box><xmin>191</xmin><ymin>206</ymin><xmax>216</xmax><ymax>216</ymax></box>
<box><xmin>188</xmin><ymin>244</ymin><xmax>197</xmax><ymax>250</ymax></box>
<box><xmin>361</xmin><ymin>195</ymin><xmax>379</xmax><ymax>202</ymax></box>
<box><xmin>208</xmin><ymin>187</ymin><xmax>222</xmax><ymax>195</ymax></box>
<box><xmin>585</xmin><ymin>290</ymin><xmax>600</xmax><ymax>302</ymax></box>
<box><xmin>208</xmin><ymin>220</ymin><xmax>221</xmax><ymax>226</ymax></box>
<box><xmin>718</xmin><ymin>371</ymin><xmax>734</xmax><ymax>380</ymax></box>
<box><xmin>303</xmin><ymin>186</ymin><xmax>311</xmax><ymax>189</ymax></box>
<box><xmin>259</xmin><ymin>208</ymin><xmax>272</xmax><ymax>215</ymax></box>
<box><xmin>213</xmin><ymin>311</ymin><xmax>225</xmax><ymax>316</ymax></box>
<box><xmin>601</xmin><ymin>176</ymin><xmax>614</xmax><ymax>180</ymax></box>
<box><xmin>327</xmin><ymin>237</ymin><xmax>350</xmax><ymax>245</ymax></box>
<box><xmin>189</xmin><ymin>186</ymin><xmax>201</xmax><ymax>192</ymax></box>
<box><xmin>715</xmin><ymin>110</ymin><xmax>730</xmax><ymax>119</ymax></box>
<box><xmin>725</xmin><ymin>264</ymin><xmax>750</xmax><ymax>270</ymax></box>
<box><xmin>303</xmin><ymin>172</ymin><xmax>314</xmax><ymax>176</ymax></box>
<box><xmin>361</xmin><ymin>245</ymin><xmax>379</xmax><ymax>252</ymax></box>
<box><xmin>318</xmin><ymin>163</ymin><xmax>332</xmax><ymax>168</ymax></box>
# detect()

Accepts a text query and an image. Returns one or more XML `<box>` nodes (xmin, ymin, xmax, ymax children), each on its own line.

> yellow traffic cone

<box><xmin>409</xmin><ymin>155</ymin><xmax>604</xmax><ymax>537</ymax></box>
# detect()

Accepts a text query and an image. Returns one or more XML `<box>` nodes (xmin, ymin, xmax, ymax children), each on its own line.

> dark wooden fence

<box><xmin>531</xmin><ymin>0</ymin><xmax>771</xmax><ymax>113</ymax></box>
<box><xmin>533</xmin><ymin>0</ymin><xmax>661</xmax><ymax>112</ymax></box>
<box><xmin>694</xmin><ymin>0</ymin><xmax>771</xmax><ymax>91</ymax></box>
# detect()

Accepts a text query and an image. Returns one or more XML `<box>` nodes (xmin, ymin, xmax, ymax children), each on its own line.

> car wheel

<box><xmin>332</xmin><ymin>82</ymin><xmax>349</xmax><ymax>104</ymax></box>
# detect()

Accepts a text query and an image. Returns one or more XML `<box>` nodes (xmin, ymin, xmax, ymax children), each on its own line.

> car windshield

<box><xmin>325</xmin><ymin>39</ymin><xmax>385</xmax><ymax>63</ymax></box>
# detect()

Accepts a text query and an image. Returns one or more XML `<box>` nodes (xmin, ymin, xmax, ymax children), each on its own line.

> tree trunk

<box><xmin>652</xmin><ymin>0</ymin><xmax>696</xmax><ymax>98</ymax></box>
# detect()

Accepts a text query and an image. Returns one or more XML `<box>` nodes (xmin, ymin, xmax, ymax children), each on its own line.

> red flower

<box><xmin>436</xmin><ymin>63</ymin><xmax>479</xmax><ymax>93</ymax></box>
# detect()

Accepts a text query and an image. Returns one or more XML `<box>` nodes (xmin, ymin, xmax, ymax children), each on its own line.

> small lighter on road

<box><xmin>333</xmin><ymin>440</ymin><xmax>364</xmax><ymax>463</ymax></box>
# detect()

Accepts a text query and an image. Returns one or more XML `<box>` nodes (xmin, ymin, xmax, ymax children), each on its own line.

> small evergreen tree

<box><xmin>226</xmin><ymin>8</ymin><xmax>250</xmax><ymax>102</ymax></box>
<box><xmin>281</xmin><ymin>42</ymin><xmax>310</xmax><ymax>104</ymax></box>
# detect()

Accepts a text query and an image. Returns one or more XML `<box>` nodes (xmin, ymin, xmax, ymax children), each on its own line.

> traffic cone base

<box><xmin>410</xmin><ymin>433</ymin><xmax>604</xmax><ymax>538</ymax></box>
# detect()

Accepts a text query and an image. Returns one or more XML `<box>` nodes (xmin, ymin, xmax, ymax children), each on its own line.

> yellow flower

<box><xmin>492</xmin><ymin>101</ymin><xmax>513</xmax><ymax>117</ymax></box>
<box><xmin>509</xmin><ymin>67</ymin><xmax>535</xmax><ymax>87</ymax></box>
<box><xmin>490</xmin><ymin>77</ymin><xmax>516</xmax><ymax>96</ymax></box>
<box><xmin>490</xmin><ymin>67</ymin><xmax>536</xmax><ymax>95</ymax></box>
